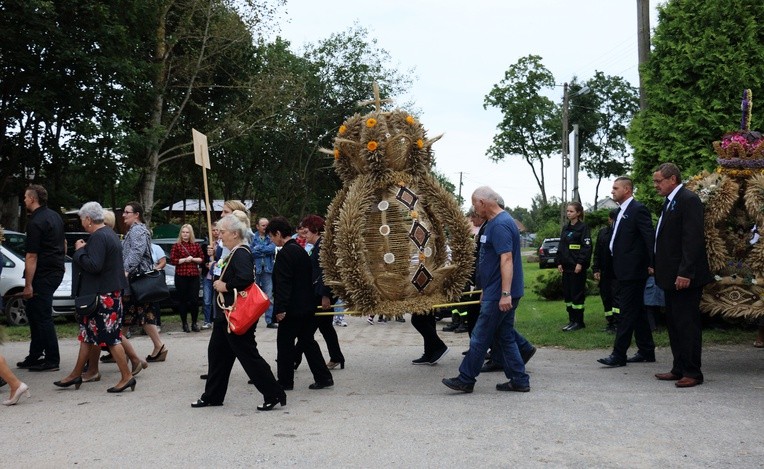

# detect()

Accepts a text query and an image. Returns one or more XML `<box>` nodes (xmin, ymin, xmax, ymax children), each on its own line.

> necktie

<box><xmin>662</xmin><ymin>197</ymin><xmax>670</xmax><ymax>214</ymax></box>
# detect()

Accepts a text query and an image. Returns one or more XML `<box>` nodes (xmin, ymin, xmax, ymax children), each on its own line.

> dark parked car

<box><xmin>538</xmin><ymin>238</ymin><xmax>560</xmax><ymax>269</ymax></box>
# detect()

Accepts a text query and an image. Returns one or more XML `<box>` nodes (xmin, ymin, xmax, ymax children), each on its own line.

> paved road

<box><xmin>2</xmin><ymin>316</ymin><xmax>763</xmax><ymax>468</ymax></box>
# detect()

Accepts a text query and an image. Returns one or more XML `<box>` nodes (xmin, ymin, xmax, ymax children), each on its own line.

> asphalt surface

<box><xmin>2</xmin><ymin>316</ymin><xmax>763</xmax><ymax>468</ymax></box>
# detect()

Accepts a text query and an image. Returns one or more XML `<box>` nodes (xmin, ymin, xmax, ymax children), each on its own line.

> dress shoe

<box><xmin>82</xmin><ymin>372</ymin><xmax>101</xmax><ymax>383</ymax></box>
<box><xmin>675</xmin><ymin>377</ymin><xmax>703</xmax><ymax>388</ymax></box>
<box><xmin>597</xmin><ymin>355</ymin><xmax>626</xmax><ymax>367</ymax></box>
<box><xmin>146</xmin><ymin>344</ymin><xmax>168</xmax><ymax>362</ymax></box>
<box><xmin>3</xmin><ymin>382</ymin><xmax>30</xmax><ymax>406</ymax></box>
<box><xmin>29</xmin><ymin>362</ymin><xmax>59</xmax><ymax>372</ymax></box>
<box><xmin>191</xmin><ymin>323</ymin><xmax>200</xmax><ymax>332</ymax></box>
<box><xmin>655</xmin><ymin>372</ymin><xmax>681</xmax><ymax>381</ymax></box>
<box><xmin>257</xmin><ymin>390</ymin><xmax>287</xmax><ymax>411</ymax></box>
<box><xmin>100</xmin><ymin>353</ymin><xmax>115</xmax><ymax>363</ymax></box>
<box><xmin>442</xmin><ymin>377</ymin><xmax>474</xmax><ymax>393</ymax></box>
<box><xmin>565</xmin><ymin>322</ymin><xmax>585</xmax><ymax>332</ymax></box>
<box><xmin>496</xmin><ymin>381</ymin><xmax>530</xmax><ymax>392</ymax></box>
<box><xmin>561</xmin><ymin>322</ymin><xmax>575</xmax><ymax>331</ymax></box>
<box><xmin>54</xmin><ymin>376</ymin><xmax>83</xmax><ymax>390</ymax></box>
<box><xmin>428</xmin><ymin>346</ymin><xmax>449</xmax><ymax>365</ymax></box>
<box><xmin>266</xmin><ymin>323</ymin><xmax>278</xmax><ymax>329</ymax></box>
<box><xmin>521</xmin><ymin>346</ymin><xmax>537</xmax><ymax>364</ymax></box>
<box><xmin>626</xmin><ymin>352</ymin><xmax>656</xmax><ymax>363</ymax></box>
<box><xmin>481</xmin><ymin>360</ymin><xmax>502</xmax><ymax>372</ymax></box>
<box><xmin>191</xmin><ymin>398</ymin><xmax>223</xmax><ymax>408</ymax></box>
<box><xmin>131</xmin><ymin>359</ymin><xmax>149</xmax><ymax>376</ymax></box>
<box><xmin>326</xmin><ymin>360</ymin><xmax>345</xmax><ymax>370</ymax></box>
<box><xmin>182</xmin><ymin>323</ymin><xmax>190</xmax><ymax>333</ymax></box>
<box><xmin>308</xmin><ymin>380</ymin><xmax>334</xmax><ymax>390</ymax></box>
<box><xmin>200</xmin><ymin>374</ymin><xmax>208</xmax><ymax>380</ymax></box>
<box><xmin>17</xmin><ymin>356</ymin><xmax>44</xmax><ymax>369</ymax></box>
<box><xmin>107</xmin><ymin>377</ymin><xmax>136</xmax><ymax>393</ymax></box>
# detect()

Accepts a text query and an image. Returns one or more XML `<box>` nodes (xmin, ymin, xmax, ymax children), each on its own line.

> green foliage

<box><xmin>628</xmin><ymin>0</ymin><xmax>764</xmax><ymax>210</ymax></box>
<box><xmin>533</xmin><ymin>270</ymin><xmax>564</xmax><ymax>300</ymax></box>
<box><xmin>484</xmin><ymin>55</ymin><xmax>559</xmax><ymax>205</ymax></box>
<box><xmin>568</xmin><ymin>72</ymin><xmax>639</xmax><ymax>206</ymax></box>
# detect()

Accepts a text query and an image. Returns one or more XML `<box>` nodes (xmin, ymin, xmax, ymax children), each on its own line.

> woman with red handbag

<box><xmin>191</xmin><ymin>213</ymin><xmax>285</xmax><ymax>411</ymax></box>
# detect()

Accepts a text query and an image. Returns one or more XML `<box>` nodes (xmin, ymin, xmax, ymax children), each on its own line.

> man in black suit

<box><xmin>652</xmin><ymin>163</ymin><xmax>712</xmax><ymax>388</ymax></box>
<box><xmin>597</xmin><ymin>177</ymin><xmax>656</xmax><ymax>367</ymax></box>
<box><xmin>267</xmin><ymin>217</ymin><xmax>333</xmax><ymax>391</ymax></box>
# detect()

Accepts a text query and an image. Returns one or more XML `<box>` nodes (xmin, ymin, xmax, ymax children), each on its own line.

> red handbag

<box><xmin>216</xmin><ymin>247</ymin><xmax>270</xmax><ymax>334</ymax></box>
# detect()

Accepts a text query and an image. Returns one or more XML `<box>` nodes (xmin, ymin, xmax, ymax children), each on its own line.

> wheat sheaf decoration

<box><xmin>319</xmin><ymin>83</ymin><xmax>473</xmax><ymax>317</ymax></box>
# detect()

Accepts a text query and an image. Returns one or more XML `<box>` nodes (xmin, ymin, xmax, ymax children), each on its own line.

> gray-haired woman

<box><xmin>54</xmin><ymin>202</ymin><xmax>135</xmax><ymax>393</ymax></box>
<box><xmin>192</xmin><ymin>214</ymin><xmax>285</xmax><ymax>410</ymax></box>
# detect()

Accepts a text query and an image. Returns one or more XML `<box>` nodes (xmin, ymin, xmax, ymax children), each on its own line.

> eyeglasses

<box><xmin>652</xmin><ymin>178</ymin><xmax>666</xmax><ymax>184</ymax></box>
<box><xmin>123</xmin><ymin>210</ymin><xmax>135</xmax><ymax>214</ymax></box>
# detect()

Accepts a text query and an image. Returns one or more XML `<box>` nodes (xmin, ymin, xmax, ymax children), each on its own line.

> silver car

<box><xmin>1</xmin><ymin>230</ymin><xmax>74</xmax><ymax>326</ymax></box>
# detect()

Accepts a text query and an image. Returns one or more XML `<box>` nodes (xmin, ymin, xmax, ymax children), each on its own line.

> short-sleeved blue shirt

<box><xmin>477</xmin><ymin>211</ymin><xmax>524</xmax><ymax>301</ymax></box>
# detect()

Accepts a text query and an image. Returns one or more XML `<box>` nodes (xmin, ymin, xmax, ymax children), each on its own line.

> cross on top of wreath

<box><xmin>357</xmin><ymin>82</ymin><xmax>393</xmax><ymax>113</ymax></box>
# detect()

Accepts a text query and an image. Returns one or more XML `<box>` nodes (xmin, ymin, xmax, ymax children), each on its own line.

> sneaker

<box><xmin>496</xmin><ymin>381</ymin><xmax>530</xmax><ymax>392</ymax></box>
<box><xmin>338</xmin><ymin>319</ymin><xmax>348</xmax><ymax>327</ymax></box>
<box><xmin>442</xmin><ymin>377</ymin><xmax>474</xmax><ymax>393</ymax></box>
<box><xmin>428</xmin><ymin>346</ymin><xmax>449</xmax><ymax>365</ymax></box>
<box><xmin>367</xmin><ymin>316</ymin><xmax>374</xmax><ymax>325</ymax></box>
<box><xmin>395</xmin><ymin>316</ymin><xmax>406</xmax><ymax>323</ymax></box>
<box><xmin>377</xmin><ymin>316</ymin><xmax>387</xmax><ymax>323</ymax></box>
<box><xmin>411</xmin><ymin>354</ymin><xmax>430</xmax><ymax>365</ymax></box>
<box><xmin>201</xmin><ymin>322</ymin><xmax>212</xmax><ymax>329</ymax></box>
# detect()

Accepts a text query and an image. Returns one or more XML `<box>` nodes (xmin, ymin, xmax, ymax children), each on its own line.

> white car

<box><xmin>1</xmin><ymin>230</ymin><xmax>74</xmax><ymax>326</ymax></box>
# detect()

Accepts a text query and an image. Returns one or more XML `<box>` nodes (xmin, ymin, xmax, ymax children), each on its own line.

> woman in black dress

<box><xmin>192</xmin><ymin>214</ymin><xmax>285</xmax><ymax>410</ymax></box>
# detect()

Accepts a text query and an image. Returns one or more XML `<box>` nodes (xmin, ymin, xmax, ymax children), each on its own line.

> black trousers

<box><xmin>562</xmin><ymin>271</ymin><xmax>587</xmax><ymax>322</ymax></box>
<box><xmin>26</xmin><ymin>291</ymin><xmax>60</xmax><ymax>365</ymax></box>
<box><xmin>599</xmin><ymin>276</ymin><xmax>619</xmax><ymax>315</ymax></box>
<box><xmin>410</xmin><ymin>313</ymin><xmax>446</xmax><ymax>359</ymax></box>
<box><xmin>611</xmin><ymin>278</ymin><xmax>654</xmax><ymax>360</ymax></box>
<box><xmin>664</xmin><ymin>287</ymin><xmax>703</xmax><ymax>380</ymax></box>
<box><xmin>175</xmin><ymin>275</ymin><xmax>199</xmax><ymax>325</ymax></box>
<box><xmin>312</xmin><ymin>314</ymin><xmax>345</xmax><ymax>363</ymax></box>
<box><xmin>202</xmin><ymin>320</ymin><xmax>281</xmax><ymax>404</ymax></box>
<box><xmin>277</xmin><ymin>315</ymin><xmax>332</xmax><ymax>387</ymax></box>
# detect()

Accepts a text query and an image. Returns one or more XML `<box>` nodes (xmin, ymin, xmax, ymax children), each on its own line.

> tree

<box><xmin>628</xmin><ymin>0</ymin><xmax>764</xmax><ymax>207</ymax></box>
<box><xmin>484</xmin><ymin>55</ymin><xmax>559</xmax><ymax>206</ymax></box>
<box><xmin>568</xmin><ymin>72</ymin><xmax>639</xmax><ymax>208</ymax></box>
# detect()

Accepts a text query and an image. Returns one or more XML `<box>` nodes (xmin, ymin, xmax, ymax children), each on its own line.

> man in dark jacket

<box><xmin>597</xmin><ymin>177</ymin><xmax>656</xmax><ymax>368</ymax></box>
<box><xmin>268</xmin><ymin>217</ymin><xmax>333</xmax><ymax>391</ymax></box>
<box><xmin>652</xmin><ymin>163</ymin><xmax>713</xmax><ymax>388</ymax></box>
<box><xmin>592</xmin><ymin>209</ymin><xmax>620</xmax><ymax>333</ymax></box>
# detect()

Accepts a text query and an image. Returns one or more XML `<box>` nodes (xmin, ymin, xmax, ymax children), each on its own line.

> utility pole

<box><xmin>561</xmin><ymin>83</ymin><xmax>569</xmax><ymax>225</ymax></box>
<box><xmin>571</xmin><ymin>124</ymin><xmax>581</xmax><ymax>203</ymax></box>
<box><xmin>637</xmin><ymin>0</ymin><xmax>650</xmax><ymax>110</ymax></box>
<box><xmin>457</xmin><ymin>171</ymin><xmax>463</xmax><ymax>205</ymax></box>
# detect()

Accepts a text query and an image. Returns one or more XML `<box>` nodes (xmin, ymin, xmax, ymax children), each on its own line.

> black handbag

<box><xmin>129</xmin><ymin>269</ymin><xmax>170</xmax><ymax>303</ymax></box>
<box><xmin>74</xmin><ymin>294</ymin><xmax>99</xmax><ymax>321</ymax></box>
<box><xmin>74</xmin><ymin>273</ymin><xmax>99</xmax><ymax>321</ymax></box>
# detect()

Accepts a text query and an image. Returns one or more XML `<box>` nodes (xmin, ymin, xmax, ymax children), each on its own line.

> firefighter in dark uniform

<box><xmin>555</xmin><ymin>202</ymin><xmax>592</xmax><ymax>331</ymax></box>
<box><xmin>592</xmin><ymin>209</ymin><xmax>620</xmax><ymax>333</ymax></box>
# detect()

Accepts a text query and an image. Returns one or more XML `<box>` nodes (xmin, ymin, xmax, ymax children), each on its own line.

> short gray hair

<box><xmin>472</xmin><ymin>186</ymin><xmax>501</xmax><ymax>205</ymax></box>
<box><xmin>219</xmin><ymin>213</ymin><xmax>249</xmax><ymax>244</ymax></box>
<box><xmin>79</xmin><ymin>201</ymin><xmax>104</xmax><ymax>223</ymax></box>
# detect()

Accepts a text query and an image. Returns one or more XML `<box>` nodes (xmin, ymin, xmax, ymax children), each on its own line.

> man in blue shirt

<box><xmin>251</xmin><ymin>217</ymin><xmax>277</xmax><ymax>328</ymax></box>
<box><xmin>443</xmin><ymin>186</ymin><xmax>530</xmax><ymax>393</ymax></box>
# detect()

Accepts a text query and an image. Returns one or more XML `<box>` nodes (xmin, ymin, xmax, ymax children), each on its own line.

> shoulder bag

<box><xmin>129</xmin><ymin>239</ymin><xmax>170</xmax><ymax>303</ymax></box>
<box><xmin>74</xmin><ymin>273</ymin><xmax>99</xmax><ymax>322</ymax></box>
<box><xmin>217</xmin><ymin>246</ymin><xmax>270</xmax><ymax>335</ymax></box>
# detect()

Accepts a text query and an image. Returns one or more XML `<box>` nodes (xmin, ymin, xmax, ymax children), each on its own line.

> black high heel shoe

<box><xmin>54</xmin><ymin>376</ymin><xmax>83</xmax><ymax>390</ymax></box>
<box><xmin>257</xmin><ymin>390</ymin><xmax>287</xmax><ymax>411</ymax></box>
<box><xmin>146</xmin><ymin>344</ymin><xmax>168</xmax><ymax>362</ymax></box>
<box><xmin>107</xmin><ymin>377</ymin><xmax>136</xmax><ymax>393</ymax></box>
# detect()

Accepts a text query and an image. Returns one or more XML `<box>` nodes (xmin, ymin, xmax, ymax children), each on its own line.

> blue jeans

<box><xmin>202</xmin><ymin>277</ymin><xmax>213</xmax><ymax>323</ymax></box>
<box><xmin>256</xmin><ymin>272</ymin><xmax>274</xmax><ymax>324</ymax></box>
<box><xmin>458</xmin><ymin>298</ymin><xmax>529</xmax><ymax>387</ymax></box>
<box><xmin>489</xmin><ymin>328</ymin><xmax>534</xmax><ymax>368</ymax></box>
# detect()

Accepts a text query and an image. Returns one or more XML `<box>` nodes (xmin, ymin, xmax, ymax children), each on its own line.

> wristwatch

<box><xmin>501</xmin><ymin>291</ymin><xmax>511</xmax><ymax>297</ymax></box>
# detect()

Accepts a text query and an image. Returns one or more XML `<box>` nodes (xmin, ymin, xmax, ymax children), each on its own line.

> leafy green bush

<box><xmin>533</xmin><ymin>269</ymin><xmax>599</xmax><ymax>300</ymax></box>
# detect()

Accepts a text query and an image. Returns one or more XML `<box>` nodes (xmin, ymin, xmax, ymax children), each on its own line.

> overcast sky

<box><xmin>273</xmin><ymin>0</ymin><xmax>661</xmax><ymax>210</ymax></box>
